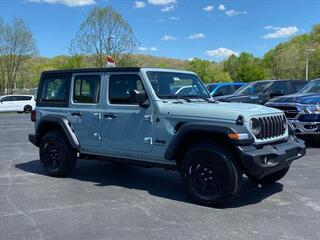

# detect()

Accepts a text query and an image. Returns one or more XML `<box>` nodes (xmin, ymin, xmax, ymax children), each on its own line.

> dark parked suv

<box><xmin>216</xmin><ymin>80</ymin><xmax>308</xmax><ymax>105</ymax></box>
<box><xmin>266</xmin><ymin>78</ymin><xmax>320</xmax><ymax>140</ymax></box>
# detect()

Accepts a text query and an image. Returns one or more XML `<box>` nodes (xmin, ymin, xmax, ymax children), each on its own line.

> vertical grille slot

<box><xmin>254</xmin><ymin>115</ymin><xmax>286</xmax><ymax>140</ymax></box>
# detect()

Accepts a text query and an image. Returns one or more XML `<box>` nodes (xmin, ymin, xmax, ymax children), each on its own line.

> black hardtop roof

<box><xmin>42</xmin><ymin>67</ymin><xmax>141</xmax><ymax>75</ymax></box>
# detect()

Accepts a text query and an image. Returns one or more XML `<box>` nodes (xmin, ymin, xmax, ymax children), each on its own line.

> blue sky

<box><xmin>0</xmin><ymin>0</ymin><xmax>319</xmax><ymax>61</ymax></box>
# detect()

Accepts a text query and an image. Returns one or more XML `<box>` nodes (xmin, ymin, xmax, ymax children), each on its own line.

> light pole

<box><xmin>306</xmin><ymin>48</ymin><xmax>315</xmax><ymax>80</ymax></box>
<box><xmin>107</xmin><ymin>35</ymin><xmax>115</xmax><ymax>57</ymax></box>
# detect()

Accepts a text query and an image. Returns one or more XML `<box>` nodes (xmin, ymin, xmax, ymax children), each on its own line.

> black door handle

<box><xmin>71</xmin><ymin>111</ymin><xmax>82</xmax><ymax>116</ymax></box>
<box><xmin>104</xmin><ymin>113</ymin><xmax>117</xmax><ymax>119</ymax></box>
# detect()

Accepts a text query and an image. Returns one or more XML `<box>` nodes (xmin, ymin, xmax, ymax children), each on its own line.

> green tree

<box><xmin>187</xmin><ymin>58</ymin><xmax>211</xmax><ymax>82</ymax></box>
<box><xmin>0</xmin><ymin>17</ymin><xmax>37</xmax><ymax>94</ymax></box>
<box><xmin>224</xmin><ymin>53</ymin><xmax>267</xmax><ymax>82</ymax></box>
<box><xmin>70</xmin><ymin>7</ymin><xmax>139</xmax><ymax>68</ymax></box>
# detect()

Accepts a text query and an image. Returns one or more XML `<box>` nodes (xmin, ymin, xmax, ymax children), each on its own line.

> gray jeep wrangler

<box><xmin>29</xmin><ymin>67</ymin><xmax>306</xmax><ymax>206</ymax></box>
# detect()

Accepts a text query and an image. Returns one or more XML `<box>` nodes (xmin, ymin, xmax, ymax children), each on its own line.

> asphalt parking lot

<box><xmin>0</xmin><ymin>113</ymin><xmax>320</xmax><ymax>240</ymax></box>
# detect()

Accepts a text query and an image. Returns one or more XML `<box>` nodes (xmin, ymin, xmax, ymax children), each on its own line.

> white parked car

<box><xmin>0</xmin><ymin>95</ymin><xmax>35</xmax><ymax>113</ymax></box>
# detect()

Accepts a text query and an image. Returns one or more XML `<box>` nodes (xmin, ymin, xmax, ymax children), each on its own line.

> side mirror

<box><xmin>270</xmin><ymin>90</ymin><xmax>285</xmax><ymax>98</ymax></box>
<box><xmin>130</xmin><ymin>89</ymin><xmax>149</xmax><ymax>108</ymax></box>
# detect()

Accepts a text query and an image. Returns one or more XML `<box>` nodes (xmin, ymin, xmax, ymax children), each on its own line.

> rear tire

<box><xmin>180</xmin><ymin>142</ymin><xmax>241</xmax><ymax>207</ymax></box>
<box><xmin>39</xmin><ymin>130</ymin><xmax>77</xmax><ymax>177</ymax></box>
<box><xmin>24</xmin><ymin>105</ymin><xmax>32</xmax><ymax>113</ymax></box>
<box><xmin>248</xmin><ymin>166</ymin><xmax>290</xmax><ymax>185</ymax></box>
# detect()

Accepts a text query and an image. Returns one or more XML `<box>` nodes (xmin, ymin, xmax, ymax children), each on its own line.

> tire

<box><xmin>23</xmin><ymin>105</ymin><xmax>32</xmax><ymax>113</ymax></box>
<box><xmin>39</xmin><ymin>130</ymin><xmax>77</xmax><ymax>177</ymax></box>
<box><xmin>249</xmin><ymin>167</ymin><xmax>290</xmax><ymax>185</ymax></box>
<box><xmin>180</xmin><ymin>142</ymin><xmax>241</xmax><ymax>207</ymax></box>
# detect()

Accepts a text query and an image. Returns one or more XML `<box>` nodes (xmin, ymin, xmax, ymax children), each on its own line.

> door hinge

<box><xmin>144</xmin><ymin>115</ymin><xmax>153</xmax><ymax>122</ymax></box>
<box><xmin>144</xmin><ymin>137</ymin><xmax>152</xmax><ymax>145</ymax></box>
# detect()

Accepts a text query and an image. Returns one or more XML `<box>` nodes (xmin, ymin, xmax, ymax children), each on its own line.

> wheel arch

<box><xmin>35</xmin><ymin>115</ymin><xmax>80</xmax><ymax>149</ymax></box>
<box><xmin>164</xmin><ymin>122</ymin><xmax>252</xmax><ymax>166</ymax></box>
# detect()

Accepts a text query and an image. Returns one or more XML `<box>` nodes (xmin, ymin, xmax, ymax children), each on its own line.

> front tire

<box><xmin>249</xmin><ymin>167</ymin><xmax>290</xmax><ymax>185</ymax></box>
<box><xmin>39</xmin><ymin>130</ymin><xmax>77</xmax><ymax>177</ymax></box>
<box><xmin>180</xmin><ymin>142</ymin><xmax>241</xmax><ymax>207</ymax></box>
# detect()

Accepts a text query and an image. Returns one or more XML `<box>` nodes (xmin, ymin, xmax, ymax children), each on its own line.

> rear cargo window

<box><xmin>41</xmin><ymin>75</ymin><xmax>68</xmax><ymax>102</ymax></box>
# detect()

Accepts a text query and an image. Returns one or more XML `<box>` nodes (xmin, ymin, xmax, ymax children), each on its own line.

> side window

<box><xmin>1</xmin><ymin>96</ymin><xmax>12</xmax><ymax>102</ymax></box>
<box><xmin>216</xmin><ymin>85</ymin><xmax>234</xmax><ymax>95</ymax></box>
<box><xmin>16</xmin><ymin>96</ymin><xmax>32</xmax><ymax>101</ymax></box>
<box><xmin>271</xmin><ymin>82</ymin><xmax>289</xmax><ymax>94</ymax></box>
<box><xmin>291</xmin><ymin>82</ymin><xmax>306</xmax><ymax>93</ymax></box>
<box><xmin>73</xmin><ymin>75</ymin><xmax>101</xmax><ymax>104</ymax></box>
<box><xmin>109</xmin><ymin>75</ymin><xmax>144</xmax><ymax>105</ymax></box>
<box><xmin>41</xmin><ymin>75</ymin><xmax>68</xmax><ymax>102</ymax></box>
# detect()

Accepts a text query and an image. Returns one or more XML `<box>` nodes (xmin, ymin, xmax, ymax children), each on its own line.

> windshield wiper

<box><xmin>187</xmin><ymin>95</ymin><xmax>216</xmax><ymax>103</ymax></box>
<box><xmin>163</xmin><ymin>95</ymin><xmax>192</xmax><ymax>102</ymax></box>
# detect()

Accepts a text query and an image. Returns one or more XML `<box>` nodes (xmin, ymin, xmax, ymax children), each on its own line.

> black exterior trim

<box><xmin>164</xmin><ymin>122</ymin><xmax>254</xmax><ymax>160</ymax></box>
<box><xmin>36</xmin><ymin>73</ymin><xmax>72</xmax><ymax>108</ymax></box>
<box><xmin>236</xmin><ymin>136</ymin><xmax>305</xmax><ymax>179</ymax></box>
<box><xmin>42</xmin><ymin>67</ymin><xmax>141</xmax><ymax>75</ymax></box>
<box><xmin>29</xmin><ymin>115</ymin><xmax>80</xmax><ymax>149</ymax></box>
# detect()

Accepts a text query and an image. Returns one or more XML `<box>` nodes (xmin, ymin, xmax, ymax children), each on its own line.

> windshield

<box><xmin>146</xmin><ymin>71</ymin><xmax>211</xmax><ymax>99</ymax></box>
<box><xmin>299</xmin><ymin>80</ymin><xmax>320</xmax><ymax>93</ymax></box>
<box><xmin>234</xmin><ymin>81</ymin><xmax>273</xmax><ymax>95</ymax></box>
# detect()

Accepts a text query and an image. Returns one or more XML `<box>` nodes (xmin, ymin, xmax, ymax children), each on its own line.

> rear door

<box><xmin>68</xmin><ymin>73</ymin><xmax>103</xmax><ymax>151</ymax></box>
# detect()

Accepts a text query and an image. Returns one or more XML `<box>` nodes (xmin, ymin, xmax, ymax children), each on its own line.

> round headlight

<box><xmin>250</xmin><ymin>118</ymin><xmax>261</xmax><ymax>136</ymax></box>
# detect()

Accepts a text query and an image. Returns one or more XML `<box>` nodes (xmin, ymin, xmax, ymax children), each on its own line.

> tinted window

<box><xmin>216</xmin><ymin>85</ymin><xmax>234</xmax><ymax>95</ymax></box>
<box><xmin>109</xmin><ymin>75</ymin><xmax>144</xmax><ymax>104</ymax></box>
<box><xmin>1</xmin><ymin>96</ymin><xmax>13</xmax><ymax>102</ymax></box>
<box><xmin>73</xmin><ymin>75</ymin><xmax>100</xmax><ymax>104</ymax></box>
<box><xmin>207</xmin><ymin>84</ymin><xmax>217</xmax><ymax>93</ymax></box>
<box><xmin>291</xmin><ymin>82</ymin><xmax>307</xmax><ymax>93</ymax></box>
<box><xmin>16</xmin><ymin>96</ymin><xmax>32</xmax><ymax>101</ymax></box>
<box><xmin>41</xmin><ymin>75</ymin><xmax>68</xmax><ymax>102</ymax></box>
<box><xmin>271</xmin><ymin>82</ymin><xmax>289</xmax><ymax>94</ymax></box>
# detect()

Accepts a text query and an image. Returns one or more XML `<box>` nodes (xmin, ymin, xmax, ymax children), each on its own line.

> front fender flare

<box><xmin>164</xmin><ymin>122</ymin><xmax>253</xmax><ymax>161</ymax></box>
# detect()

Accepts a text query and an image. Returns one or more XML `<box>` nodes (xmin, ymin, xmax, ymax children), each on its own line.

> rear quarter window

<box><xmin>37</xmin><ymin>73</ymin><xmax>71</xmax><ymax>107</ymax></box>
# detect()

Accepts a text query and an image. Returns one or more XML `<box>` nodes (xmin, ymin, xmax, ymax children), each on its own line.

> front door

<box><xmin>100</xmin><ymin>73</ymin><xmax>153</xmax><ymax>155</ymax></box>
<box><xmin>68</xmin><ymin>73</ymin><xmax>103</xmax><ymax>151</ymax></box>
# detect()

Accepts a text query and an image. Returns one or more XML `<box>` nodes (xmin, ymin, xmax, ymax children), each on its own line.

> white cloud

<box><xmin>218</xmin><ymin>4</ymin><xmax>225</xmax><ymax>11</ymax></box>
<box><xmin>205</xmin><ymin>48</ymin><xmax>238</xmax><ymax>59</ymax></box>
<box><xmin>134</xmin><ymin>1</ymin><xmax>146</xmax><ymax>8</ymax></box>
<box><xmin>28</xmin><ymin>0</ymin><xmax>95</xmax><ymax>7</ymax></box>
<box><xmin>148</xmin><ymin>0</ymin><xmax>176</xmax><ymax>5</ymax></box>
<box><xmin>169</xmin><ymin>16</ymin><xmax>180</xmax><ymax>20</ymax></box>
<box><xmin>156</xmin><ymin>19</ymin><xmax>164</xmax><ymax>23</ymax></box>
<box><xmin>263</xmin><ymin>26</ymin><xmax>299</xmax><ymax>39</ymax></box>
<box><xmin>161</xmin><ymin>5</ymin><xmax>174</xmax><ymax>11</ymax></box>
<box><xmin>225</xmin><ymin>9</ymin><xmax>247</xmax><ymax>17</ymax></box>
<box><xmin>138</xmin><ymin>47</ymin><xmax>148</xmax><ymax>51</ymax></box>
<box><xmin>188</xmin><ymin>33</ymin><xmax>205</xmax><ymax>40</ymax></box>
<box><xmin>188</xmin><ymin>57</ymin><xmax>195</xmax><ymax>61</ymax></box>
<box><xmin>264</xmin><ymin>25</ymin><xmax>273</xmax><ymax>30</ymax></box>
<box><xmin>203</xmin><ymin>5</ymin><xmax>214</xmax><ymax>12</ymax></box>
<box><xmin>161</xmin><ymin>35</ymin><xmax>177</xmax><ymax>41</ymax></box>
<box><xmin>138</xmin><ymin>46</ymin><xmax>158</xmax><ymax>52</ymax></box>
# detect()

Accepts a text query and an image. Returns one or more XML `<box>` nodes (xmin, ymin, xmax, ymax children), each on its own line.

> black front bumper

<box><xmin>236</xmin><ymin>136</ymin><xmax>306</xmax><ymax>179</ymax></box>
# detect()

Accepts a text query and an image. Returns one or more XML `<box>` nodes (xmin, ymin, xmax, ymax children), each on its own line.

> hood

<box><xmin>268</xmin><ymin>93</ymin><xmax>320</xmax><ymax>105</ymax></box>
<box><xmin>158</xmin><ymin>101</ymin><xmax>282</xmax><ymax>122</ymax></box>
<box><xmin>215</xmin><ymin>94</ymin><xmax>266</xmax><ymax>104</ymax></box>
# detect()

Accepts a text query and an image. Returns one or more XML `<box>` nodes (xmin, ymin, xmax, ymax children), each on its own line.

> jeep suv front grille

<box><xmin>256</xmin><ymin>115</ymin><xmax>286</xmax><ymax>140</ymax></box>
<box><xmin>270</xmin><ymin>106</ymin><xmax>298</xmax><ymax>119</ymax></box>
